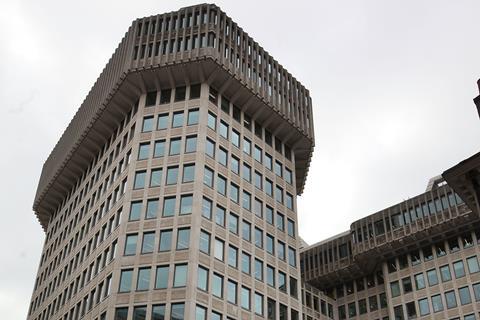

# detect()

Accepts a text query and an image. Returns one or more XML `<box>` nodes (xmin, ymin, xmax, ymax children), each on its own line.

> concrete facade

<box><xmin>27</xmin><ymin>3</ymin><xmax>480</xmax><ymax>320</ymax></box>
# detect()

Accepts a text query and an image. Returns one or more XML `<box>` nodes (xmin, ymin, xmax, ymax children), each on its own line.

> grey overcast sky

<box><xmin>1</xmin><ymin>0</ymin><xmax>480</xmax><ymax>318</ymax></box>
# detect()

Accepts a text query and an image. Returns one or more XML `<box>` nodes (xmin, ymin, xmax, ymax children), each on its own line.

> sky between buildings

<box><xmin>1</xmin><ymin>0</ymin><xmax>479</xmax><ymax>318</ymax></box>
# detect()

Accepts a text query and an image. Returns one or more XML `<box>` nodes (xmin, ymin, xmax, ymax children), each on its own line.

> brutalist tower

<box><xmin>28</xmin><ymin>4</ymin><xmax>314</xmax><ymax>320</ymax></box>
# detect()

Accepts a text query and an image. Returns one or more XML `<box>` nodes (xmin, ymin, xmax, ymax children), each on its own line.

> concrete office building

<box><xmin>27</xmin><ymin>3</ymin><xmax>480</xmax><ymax>320</ymax></box>
<box><xmin>28</xmin><ymin>4</ymin><xmax>312</xmax><ymax>320</ymax></box>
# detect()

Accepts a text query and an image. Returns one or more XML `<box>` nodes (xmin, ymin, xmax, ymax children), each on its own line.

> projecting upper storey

<box><xmin>33</xmin><ymin>3</ymin><xmax>315</xmax><ymax>229</ymax></box>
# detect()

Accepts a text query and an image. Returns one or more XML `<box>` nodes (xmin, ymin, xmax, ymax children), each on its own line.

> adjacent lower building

<box><xmin>26</xmin><ymin>3</ymin><xmax>480</xmax><ymax>320</ymax></box>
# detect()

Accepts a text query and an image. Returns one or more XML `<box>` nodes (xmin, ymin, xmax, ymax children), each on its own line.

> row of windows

<box><xmin>134</xmin><ymin>164</ymin><xmax>195</xmax><ymax>194</ymax></box>
<box><xmin>137</xmin><ymin>135</ymin><xmax>197</xmax><ymax>160</ymax></box>
<box><xmin>128</xmin><ymin>193</ymin><xmax>193</xmax><ymax>221</ymax></box>
<box><xmin>387</xmin><ymin>231</ymin><xmax>480</xmax><ymax>273</ymax></box>
<box><xmin>391</xmin><ymin>255</ymin><xmax>480</xmax><ymax>297</ymax></box>
<box><xmin>333</xmin><ymin>271</ymin><xmax>384</xmax><ymax>299</ymax></box>
<box><xmin>202</xmin><ymin>196</ymin><xmax>295</xmax><ymax>238</ymax></box>
<box><xmin>115</xmin><ymin>302</ymin><xmax>185</xmax><ymax>320</ymax></box>
<box><xmin>207</xmin><ymin>109</ymin><xmax>293</xmax><ymax>177</ymax></box>
<box><xmin>141</xmin><ymin>108</ymin><xmax>199</xmax><ymax>131</ymax></box>
<box><xmin>124</xmin><ymin>228</ymin><xmax>191</xmax><ymax>255</ymax></box>
<box><xmin>301</xmin><ymin>288</ymin><xmax>335</xmax><ymax>319</ymax></box>
<box><xmin>354</xmin><ymin>191</ymin><xmax>464</xmax><ymax>243</ymax></box>
<box><xmin>119</xmin><ymin>263</ymin><xmax>188</xmax><ymax>293</ymax></box>
<box><xmin>338</xmin><ymin>292</ymin><xmax>388</xmax><ymax>319</ymax></box>
<box><xmin>143</xmin><ymin>85</ymin><xmax>201</xmax><ymax>107</ymax></box>
<box><xmin>33</xmin><ymin>206</ymin><xmax>123</xmax><ymax>314</ymax></box>
<box><xmin>200</xmin><ymin>199</ymin><xmax>297</xmax><ymax>267</ymax></box>
<box><xmin>395</xmin><ymin>282</ymin><xmax>480</xmax><ymax>319</ymax></box>
<box><xmin>198</xmin><ymin>229</ymin><xmax>297</xmax><ymax>291</ymax></box>
<box><xmin>203</xmin><ymin>165</ymin><xmax>293</xmax><ymax>214</ymax></box>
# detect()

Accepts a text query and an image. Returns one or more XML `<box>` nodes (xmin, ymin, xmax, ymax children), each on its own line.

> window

<box><xmin>202</xmin><ymin>198</ymin><xmax>212</xmax><ymax>219</ymax></box>
<box><xmin>286</xmin><ymin>193</ymin><xmax>293</xmax><ymax>210</ymax></box>
<box><xmin>402</xmin><ymin>277</ymin><xmax>412</xmax><ymax>293</ymax></box>
<box><xmin>136</xmin><ymin>267</ymin><xmax>151</xmax><ymax>291</ymax></box>
<box><xmin>133</xmin><ymin>306</ymin><xmax>147</xmax><ymax>320</ymax></box>
<box><xmin>129</xmin><ymin>201</ymin><xmax>142</xmax><ymax>221</ymax></box>
<box><xmin>278</xmin><ymin>271</ymin><xmax>287</xmax><ymax>292</ymax></box>
<box><xmin>172</xmin><ymin>111</ymin><xmax>184</xmax><ymax>127</ymax></box>
<box><xmin>431</xmin><ymin>294</ymin><xmax>443</xmax><ymax>312</ymax></box>
<box><xmin>242</xmin><ymin>220</ymin><xmax>251</xmax><ymax>241</ymax></box>
<box><xmin>285</xmin><ymin>168</ymin><xmax>292</xmax><ymax>184</ymax></box>
<box><xmin>185</xmin><ymin>135</ymin><xmax>197</xmax><ymax>153</ymax></box>
<box><xmin>231</xmin><ymin>129</ymin><xmax>240</xmax><ymax>147</ymax></box>
<box><xmin>453</xmin><ymin>260</ymin><xmax>466</xmax><ymax>278</ymax></box>
<box><xmin>255</xmin><ymin>228</ymin><xmax>263</xmax><ymax>248</ymax></box>
<box><xmin>267</xmin><ymin>298</ymin><xmax>276</xmax><ymax>320</ymax></box>
<box><xmin>467</xmin><ymin>256</ymin><xmax>480</xmax><ymax>273</ymax></box>
<box><xmin>266</xmin><ymin>206</ymin><xmax>274</xmax><ymax>224</ymax></box>
<box><xmin>215</xmin><ymin>205</ymin><xmax>225</xmax><ymax>226</ymax></box>
<box><xmin>242</xmin><ymin>252</ymin><xmax>251</xmax><ymax>274</ymax></box>
<box><xmin>145</xmin><ymin>91</ymin><xmax>157</xmax><ymax>106</ymax></box>
<box><xmin>133</xmin><ymin>171</ymin><xmax>146</xmax><ymax>189</ymax></box>
<box><xmin>138</xmin><ymin>143</ymin><xmax>150</xmax><ymax>160</ymax></box>
<box><xmin>243</xmin><ymin>138</ymin><xmax>251</xmax><ymax>155</ymax></box>
<box><xmin>231</xmin><ymin>156</ymin><xmax>239</xmax><ymax>174</ymax></box>
<box><xmin>124</xmin><ymin>234</ymin><xmax>138</xmax><ymax>256</ymax></box>
<box><xmin>287</xmin><ymin>219</ymin><xmax>295</xmax><ymax>237</ymax></box>
<box><xmin>218</xmin><ymin>147</ymin><xmax>227</xmax><ymax>166</ymax></box>
<box><xmin>145</xmin><ymin>199</ymin><xmax>158</xmax><ymax>219</ymax></box>
<box><xmin>241</xmin><ymin>287</ymin><xmax>250</xmax><ymax>310</ymax></box>
<box><xmin>274</xmin><ymin>161</ymin><xmax>282</xmax><ymax>177</ymax></box>
<box><xmin>255</xmin><ymin>259</ymin><xmax>263</xmax><ymax>281</ymax></box>
<box><xmin>169</xmin><ymin>137</ymin><xmax>181</xmax><ymax>155</ymax></box>
<box><xmin>203</xmin><ymin>166</ymin><xmax>214</xmax><ymax>187</ymax></box>
<box><xmin>265</xmin><ymin>179</ymin><xmax>273</xmax><ymax>196</ymax></box>
<box><xmin>214</xmin><ymin>238</ymin><xmax>224</xmax><ymax>261</ymax></box>
<box><xmin>276</xmin><ymin>212</ymin><xmax>285</xmax><ymax>231</ymax></box>
<box><xmin>162</xmin><ymin>197</ymin><xmax>176</xmax><ymax>217</ymax></box>
<box><xmin>158</xmin><ymin>230</ymin><xmax>172</xmax><ymax>252</ymax></box>
<box><xmin>173</xmin><ymin>264</ymin><xmax>187</xmax><ymax>287</ymax></box>
<box><xmin>199</xmin><ymin>230</ymin><xmax>210</xmax><ymax>254</ymax></box>
<box><xmin>195</xmin><ymin>305</ymin><xmax>206</xmax><ymax>320</ymax></box>
<box><xmin>288</xmin><ymin>247</ymin><xmax>297</xmax><ymax>267</ymax></box>
<box><xmin>180</xmin><ymin>195</ymin><xmax>193</xmax><ymax>214</ymax></box>
<box><xmin>240</xmin><ymin>190</ymin><xmax>251</xmax><ymax>210</ymax></box>
<box><xmin>217</xmin><ymin>175</ymin><xmax>227</xmax><ymax>195</ymax></box>
<box><xmin>254</xmin><ymin>146</ymin><xmax>262</xmax><ymax>163</ymax></box>
<box><xmin>119</xmin><ymin>269</ymin><xmax>133</xmax><ymax>292</ymax></box>
<box><xmin>427</xmin><ymin>269</ymin><xmax>438</xmax><ymax>286</ymax></box>
<box><xmin>473</xmin><ymin>283</ymin><xmax>480</xmax><ymax>301</ymax></box>
<box><xmin>265</xmin><ymin>153</ymin><xmax>272</xmax><ymax>170</ymax></box>
<box><xmin>266</xmin><ymin>234</ymin><xmax>274</xmax><ymax>255</ymax></box>
<box><xmin>150</xmin><ymin>168</ymin><xmax>162</xmax><ymax>187</ymax></box>
<box><xmin>142</xmin><ymin>116</ymin><xmax>154</xmax><ymax>132</ymax></box>
<box><xmin>267</xmin><ymin>265</ymin><xmax>275</xmax><ymax>287</ymax></box>
<box><xmin>187</xmin><ymin>108</ymin><xmax>199</xmax><ymax>125</ymax></box>
<box><xmin>190</xmin><ymin>84</ymin><xmax>201</xmax><ymax>99</ymax></box>
<box><xmin>254</xmin><ymin>171</ymin><xmax>263</xmax><ymax>190</ymax></box>
<box><xmin>176</xmin><ymin>228</ymin><xmax>190</xmax><ymax>250</ymax></box>
<box><xmin>445</xmin><ymin>290</ymin><xmax>457</xmax><ymax>309</ymax></box>
<box><xmin>166</xmin><ymin>166</ymin><xmax>179</xmax><ymax>185</ymax></box>
<box><xmin>440</xmin><ymin>265</ymin><xmax>452</xmax><ymax>282</ymax></box>
<box><xmin>227</xmin><ymin>280</ymin><xmax>237</xmax><ymax>304</ymax></box>
<box><xmin>254</xmin><ymin>292</ymin><xmax>263</xmax><ymax>315</ymax></box>
<box><xmin>228</xmin><ymin>245</ymin><xmax>238</xmax><ymax>268</ymax></box>
<box><xmin>170</xmin><ymin>303</ymin><xmax>184</xmax><ymax>320</ymax></box>
<box><xmin>155</xmin><ymin>266</ymin><xmax>168</xmax><ymax>289</ymax></box>
<box><xmin>207</xmin><ymin>112</ymin><xmax>216</xmax><ymax>130</ymax></box>
<box><xmin>182</xmin><ymin>164</ymin><xmax>195</xmax><ymax>183</ymax></box>
<box><xmin>459</xmin><ymin>286</ymin><xmax>472</xmax><ymax>305</ymax></box>
<box><xmin>159</xmin><ymin>89</ymin><xmax>171</xmax><ymax>104</ymax></box>
<box><xmin>418</xmin><ymin>298</ymin><xmax>430</xmax><ymax>316</ymax></box>
<box><xmin>219</xmin><ymin>121</ymin><xmax>229</xmax><ymax>139</ymax></box>
<box><xmin>212</xmin><ymin>273</ymin><xmax>223</xmax><ymax>298</ymax></box>
<box><xmin>153</xmin><ymin>140</ymin><xmax>165</xmax><ymax>157</ymax></box>
<box><xmin>275</xmin><ymin>186</ymin><xmax>283</xmax><ymax>204</ymax></box>
<box><xmin>197</xmin><ymin>266</ymin><xmax>208</xmax><ymax>291</ymax></box>
<box><xmin>141</xmin><ymin>232</ymin><xmax>155</xmax><ymax>254</ymax></box>
<box><xmin>115</xmin><ymin>308</ymin><xmax>128</xmax><ymax>320</ymax></box>
<box><xmin>157</xmin><ymin>113</ymin><xmax>168</xmax><ymax>130</ymax></box>
<box><xmin>206</xmin><ymin>138</ymin><xmax>215</xmax><ymax>158</ymax></box>
<box><xmin>277</xmin><ymin>241</ymin><xmax>286</xmax><ymax>260</ymax></box>
<box><xmin>230</xmin><ymin>183</ymin><xmax>239</xmax><ymax>202</ymax></box>
<box><xmin>390</xmin><ymin>281</ymin><xmax>400</xmax><ymax>297</ymax></box>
